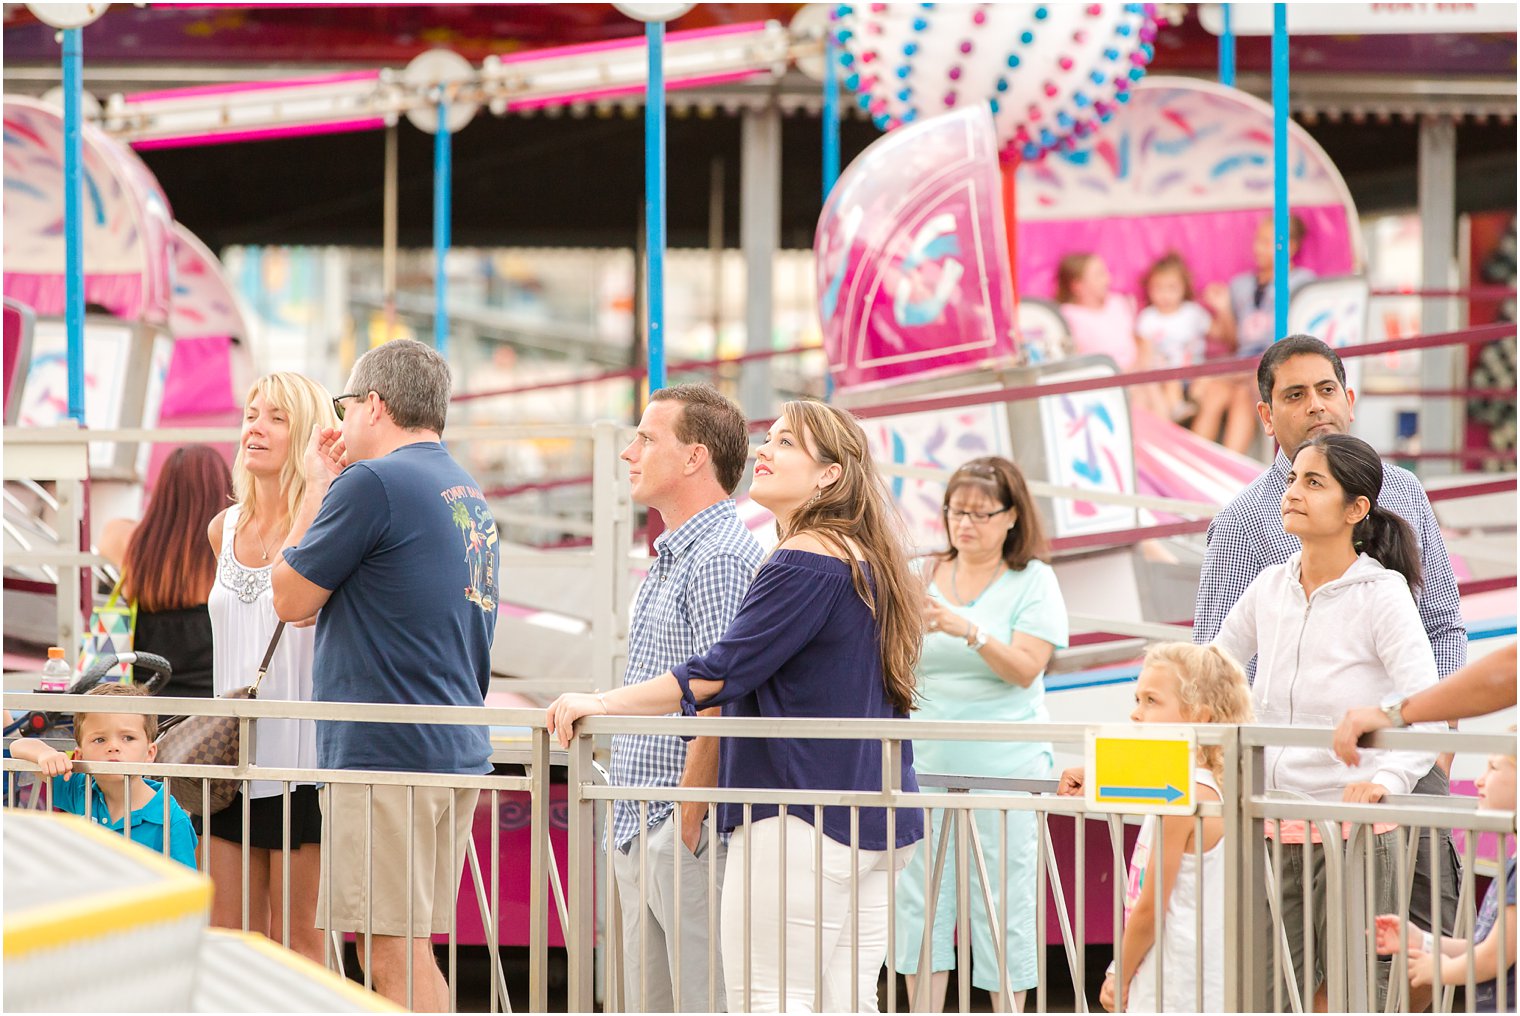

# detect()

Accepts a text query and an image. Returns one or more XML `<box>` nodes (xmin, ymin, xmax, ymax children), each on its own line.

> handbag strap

<box><xmin>248</xmin><ymin>621</ymin><xmax>287</xmax><ymax>699</ymax></box>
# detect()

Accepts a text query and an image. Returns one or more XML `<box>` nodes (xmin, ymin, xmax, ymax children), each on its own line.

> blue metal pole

<box><xmin>62</xmin><ymin>27</ymin><xmax>85</xmax><ymax>423</ymax></box>
<box><xmin>434</xmin><ymin>100</ymin><xmax>451</xmax><ymax>356</ymax></box>
<box><xmin>823</xmin><ymin>33</ymin><xmax>840</xmax><ymax>198</ymax></box>
<box><xmin>1271</xmin><ymin>2</ymin><xmax>1289</xmax><ymax>345</ymax></box>
<box><xmin>645</xmin><ymin>21</ymin><xmax>667</xmax><ymax>392</ymax></box>
<box><xmin>1219</xmin><ymin>3</ymin><xmax>1236</xmax><ymax>87</ymax></box>
<box><xmin>823</xmin><ymin>30</ymin><xmax>840</xmax><ymax>402</ymax></box>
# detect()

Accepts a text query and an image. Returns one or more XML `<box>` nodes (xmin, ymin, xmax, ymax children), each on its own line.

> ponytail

<box><xmin>1354</xmin><ymin>504</ymin><xmax>1423</xmax><ymax>597</ymax></box>
<box><xmin>1304</xmin><ymin>432</ymin><xmax>1426</xmax><ymax>599</ymax></box>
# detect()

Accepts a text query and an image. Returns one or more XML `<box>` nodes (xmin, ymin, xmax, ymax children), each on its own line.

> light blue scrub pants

<box><xmin>893</xmin><ymin>758</ymin><xmax>1049</xmax><ymax>993</ymax></box>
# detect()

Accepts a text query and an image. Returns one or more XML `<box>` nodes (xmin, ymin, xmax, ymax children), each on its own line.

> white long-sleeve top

<box><xmin>1214</xmin><ymin>552</ymin><xmax>1441</xmax><ymax>797</ymax></box>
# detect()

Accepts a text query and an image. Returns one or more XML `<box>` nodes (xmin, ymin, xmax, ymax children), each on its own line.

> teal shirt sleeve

<box><xmin>166</xmin><ymin>803</ymin><xmax>200</xmax><ymax>870</ymax></box>
<box><xmin>1010</xmin><ymin>561</ymin><xmax>1069</xmax><ymax>650</ymax></box>
<box><xmin>49</xmin><ymin>772</ymin><xmax>87</xmax><ymax>815</ymax></box>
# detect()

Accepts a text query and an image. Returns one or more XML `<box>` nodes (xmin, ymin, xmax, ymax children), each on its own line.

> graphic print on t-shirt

<box><xmin>443</xmin><ymin>484</ymin><xmax>498</xmax><ymax>613</ymax></box>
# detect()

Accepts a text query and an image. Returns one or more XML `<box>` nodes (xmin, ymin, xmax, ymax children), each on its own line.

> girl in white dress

<box><xmin>206</xmin><ymin>372</ymin><xmax>335</xmax><ymax>963</ymax></box>
<box><xmin>1060</xmin><ymin>642</ymin><xmax>1253</xmax><ymax>1013</ymax></box>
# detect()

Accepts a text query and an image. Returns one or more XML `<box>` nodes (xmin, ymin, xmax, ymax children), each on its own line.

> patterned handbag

<box><xmin>155</xmin><ymin>621</ymin><xmax>285</xmax><ymax>818</ymax></box>
<box><xmin>76</xmin><ymin>575</ymin><xmax>137</xmax><ymax>683</ymax></box>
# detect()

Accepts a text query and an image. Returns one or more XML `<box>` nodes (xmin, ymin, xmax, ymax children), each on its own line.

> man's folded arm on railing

<box><xmin>1333</xmin><ymin>644</ymin><xmax>1520</xmax><ymax>767</ymax></box>
<box><xmin>548</xmin><ymin>547</ymin><xmax>843</xmax><ymax>747</ymax></box>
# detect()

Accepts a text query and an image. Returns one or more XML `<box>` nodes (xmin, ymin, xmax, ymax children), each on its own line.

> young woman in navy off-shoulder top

<box><xmin>550</xmin><ymin>400</ymin><xmax>924</xmax><ymax>1013</ymax></box>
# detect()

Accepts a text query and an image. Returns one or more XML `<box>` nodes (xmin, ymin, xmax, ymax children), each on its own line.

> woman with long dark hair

<box><xmin>548</xmin><ymin>399</ymin><xmax>924</xmax><ymax>1013</ymax></box>
<box><xmin>100</xmin><ymin>445</ymin><xmax>232</xmax><ymax>697</ymax></box>
<box><xmin>1213</xmin><ymin>432</ymin><xmax>1440</xmax><ymax>1010</ymax></box>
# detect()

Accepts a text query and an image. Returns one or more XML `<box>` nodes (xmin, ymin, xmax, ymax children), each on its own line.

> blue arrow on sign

<box><xmin>1099</xmin><ymin>784</ymin><xmax>1185</xmax><ymax>803</ymax></box>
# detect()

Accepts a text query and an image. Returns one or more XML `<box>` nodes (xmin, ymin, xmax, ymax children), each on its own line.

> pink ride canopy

<box><xmin>1015</xmin><ymin>76</ymin><xmax>1363</xmax><ymax>300</ymax></box>
<box><xmin>2</xmin><ymin>96</ymin><xmax>174</xmax><ymax>326</ymax></box>
<box><xmin>815</xmin><ymin>104</ymin><xmax>1017</xmax><ymax>392</ymax></box>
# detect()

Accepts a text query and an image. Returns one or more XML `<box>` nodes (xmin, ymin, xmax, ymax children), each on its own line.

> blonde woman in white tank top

<box><xmin>206</xmin><ymin>372</ymin><xmax>335</xmax><ymax>964</ymax></box>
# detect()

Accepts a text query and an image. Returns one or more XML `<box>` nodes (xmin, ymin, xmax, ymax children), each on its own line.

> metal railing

<box><xmin>4</xmin><ymin>693</ymin><xmax>1514</xmax><ymax>1013</ymax></box>
<box><xmin>2</xmin><ymin>692</ymin><xmax>559</xmax><ymax>1014</ymax></box>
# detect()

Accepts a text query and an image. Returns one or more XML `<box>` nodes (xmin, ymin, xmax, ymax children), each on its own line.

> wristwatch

<box><xmin>968</xmin><ymin>626</ymin><xmax>990</xmax><ymax>651</ymax></box>
<box><xmin>1380</xmin><ymin>694</ymin><xmax>1409</xmax><ymax>729</ymax></box>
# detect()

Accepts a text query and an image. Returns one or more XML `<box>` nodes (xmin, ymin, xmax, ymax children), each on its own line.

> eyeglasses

<box><xmin>943</xmin><ymin>507</ymin><xmax>1011</xmax><ymax>524</ymax></box>
<box><xmin>332</xmin><ymin>391</ymin><xmax>379</xmax><ymax>421</ymax></box>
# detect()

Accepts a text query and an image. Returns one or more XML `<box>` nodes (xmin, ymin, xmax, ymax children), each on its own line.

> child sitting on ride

<box><xmin>1056</xmin><ymin>252</ymin><xmax>1140</xmax><ymax>369</ymax></box>
<box><xmin>1192</xmin><ymin>215</ymin><xmax>1319</xmax><ymax>453</ymax></box>
<box><xmin>8</xmin><ymin>683</ymin><xmax>199</xmax><ymax>870</ymax></box>
<box><xmin>1057</xmin><ymin>252</ymin><xmax>1171</xmax><ymax>417</ymax></box>
<box><xmin>1058</xmin><ymin>641</ymin><xmax>1252</xmax><ymax>1013</ymax></box>
<box><xmin>1374</xmin><ymin>742</ymin><xmax>1516</xmax><ymax>1013</ymax></box>
<box><xmin>1135</xmin><ymin>252</ymin><xmax>1235</xmax><ymax>423</ymax></box>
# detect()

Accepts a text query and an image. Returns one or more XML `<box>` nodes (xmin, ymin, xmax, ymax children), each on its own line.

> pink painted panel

<box><xmin>1044</xmin><ymin>814</ymin><xmax>1140</xmax><ymax>946</ymax></box>
<box><xmin>1015</xmin><ymin>204</ymin><xmax>1355</xmax><ymax>303</ymax></box>
<box><xmin>817</xmin><ymin>104</ymin><xmax>1017</xmax><ymax>391</ymax></box>
<box><xmin>447</xmin><ymin>784</ymin><xmax>570</xmax><ymax>949</ymax></box>
<box><xmin>159</xmin><ymin>335</ymin><xmax>237</xmax><ymax>418</ymax></box>
<box><xmin>2</xmin><ymin>272</ymin><xmax>146</xmax><ymax>321</ymax></box>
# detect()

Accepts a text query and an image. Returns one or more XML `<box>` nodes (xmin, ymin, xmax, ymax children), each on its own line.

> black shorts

<box><xmin>209</xmin><ymin>785</ymin><xmax>324</xmax><ymax>850</ymax></box>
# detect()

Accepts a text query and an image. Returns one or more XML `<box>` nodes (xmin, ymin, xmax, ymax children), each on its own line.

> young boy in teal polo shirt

<box><xmin>9</xmin><ymin>683</ymin><xmax>199</xmax><ymax>869</ymax></box>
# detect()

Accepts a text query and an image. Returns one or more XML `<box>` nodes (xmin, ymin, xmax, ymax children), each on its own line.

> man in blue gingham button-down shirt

<box><xmin>608</xmin><ymin>386</ymin><xmax>763</xmax><ymax>1012</ymax></box>
<box><xmin>610</xmin><ymin>500</ymin><xmax>762</xmax><ymax>850</ymax></box>
<box><xmin>1193</xmin><ymin>337</ymin><xmax>1466</xmax><ymax>946</ymax></box>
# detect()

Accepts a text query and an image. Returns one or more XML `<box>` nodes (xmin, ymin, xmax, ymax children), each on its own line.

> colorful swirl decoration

<box><xmin>832</xmin><ymin>2</ymin><xmax>1158</xmax><ymax>161</ymax></box>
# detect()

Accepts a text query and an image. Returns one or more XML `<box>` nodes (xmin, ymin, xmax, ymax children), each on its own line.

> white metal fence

<box><xmin>4</xmin><ymin>695</ymin><xmax>1514</xmax><ymax>1013</ymax></box>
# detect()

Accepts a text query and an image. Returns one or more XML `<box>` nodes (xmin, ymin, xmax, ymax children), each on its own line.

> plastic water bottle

<box><xmin>40</xmin><ymin>647</ymin><xmax>71</xmax><ymax>692</ymax></box>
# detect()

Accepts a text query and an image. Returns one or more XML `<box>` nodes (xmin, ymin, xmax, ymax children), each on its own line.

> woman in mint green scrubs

<box><xmin>895</xmin><ymin>457</ymin><xmax>1069</xmax><ymax>1012</ymax></box>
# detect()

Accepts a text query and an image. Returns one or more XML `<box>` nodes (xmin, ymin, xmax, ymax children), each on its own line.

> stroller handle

<box><xmin>74</xmin><ymin>651</ymin><xmax>173</xmax><ymax>695</ymax></box>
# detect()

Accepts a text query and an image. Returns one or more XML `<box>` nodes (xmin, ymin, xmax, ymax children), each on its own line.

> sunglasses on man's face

<box><xmin>331</xmin><ymin>392</ymin><xmax>377</xmax><ymax>421</ymax></box>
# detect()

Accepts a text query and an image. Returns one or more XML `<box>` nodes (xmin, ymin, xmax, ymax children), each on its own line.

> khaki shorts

<box><xmin>317</xmin><ymin>783</ymin><xmax>479</xmax><ymax>937</ymax></box>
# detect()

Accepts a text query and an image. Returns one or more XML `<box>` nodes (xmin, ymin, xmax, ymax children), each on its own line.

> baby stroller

<box><xmin>3</xmin><ymin>651</ymin><xmax>172</xmax><ymax>809</ymax></box>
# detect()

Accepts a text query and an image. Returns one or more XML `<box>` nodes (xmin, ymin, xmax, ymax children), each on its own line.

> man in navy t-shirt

<box><xmin>273</xmin><ymin>339</ymin><xmax>497</xmax><ymax>1011</ymax></box>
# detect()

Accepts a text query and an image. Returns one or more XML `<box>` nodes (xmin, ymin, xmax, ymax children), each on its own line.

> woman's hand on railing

<box><xmin>1341</xmin><ymin>782</ymin><xmax>1388</xmax><ymax>804</ymax></box>
<box><xmin>546</xmin><ymin>692</ymin><xmax>607</xmax><ymax>748</ymax></box>
<box><xmin>1056</xmin><ymin>766</ymin><xmax>1086</xmax><ymax>796</ymax></box>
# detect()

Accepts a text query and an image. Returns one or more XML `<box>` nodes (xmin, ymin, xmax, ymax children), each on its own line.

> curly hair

<box><xmin>1143</xmin><ymin>642</ymin><xmax>1253</xmax><ymax>784</ymax></box>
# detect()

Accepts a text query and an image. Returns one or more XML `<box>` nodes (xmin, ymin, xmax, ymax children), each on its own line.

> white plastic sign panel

<box><xmin>1085</xmin><ymin>724</ymin><xmax>1197</xmax><ymax>817</ymax></box>
<box><xmin>1199</xmin><ymin>3</ymin><xmax>1516</xmax><ymax>35</ymax></box>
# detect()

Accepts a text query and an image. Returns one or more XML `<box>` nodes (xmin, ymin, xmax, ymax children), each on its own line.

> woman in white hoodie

<box><xmin>1213</xmin><ymin>432</ymin><xmax>1441</xmax><ymax>1011</ymax></box>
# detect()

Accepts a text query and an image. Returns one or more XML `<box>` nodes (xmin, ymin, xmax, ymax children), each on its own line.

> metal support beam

<box><xmin>1219</xmin><ymin>3</ymin><xmax>1236</xmax><ymax>86</ymax></box>
<box><xmin>1418</xmin><ymin>114</ymin><xmax>1461</xmax><ymax>477</ymax></box>
<box><xmin>644</xmin><ymin>21</ymin><xmax>668</xmax><ymax>391</ymax></box>
<box><xmin>62</xmin><ymin>27</ymin><xmax>85</xmax><ymax>424</ymax></box>
<box><xmin>383</xmin><ymin>124</ymin><xmax>398</xmax><ymax>331</ymax></box>
<box><xmin>1271</xmin><ymin>3</ymin><xmax>1290</xmax><ymax>346</ymax></box>
<box><xmin>434</xmin><ymin>101</ymin><xmax>451</xmax><ymax>356</ymax></box>
<box><xmin>823</xmin><ymin>30</ymin><xmax>841</xmax><ymax>401</ymax></box>
<box><xmin>739</xmin><ymin>101</ymin><xmax>782</xmax><ymax>417</ymax></box>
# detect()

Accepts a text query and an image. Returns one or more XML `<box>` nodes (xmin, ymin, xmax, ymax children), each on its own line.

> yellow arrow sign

<box><xmin>1085</xmin><ymin>726</ymin><xmax>1197</xmax><ymax>816</ymax></box>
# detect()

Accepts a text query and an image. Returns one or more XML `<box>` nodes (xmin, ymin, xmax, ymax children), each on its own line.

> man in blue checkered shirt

<box><xmin>609</xmin><ymin>384</ymin><xmax>763</xmax><ymax>1012</ymax></box>
<box><xmin>1194</xmin><ymin>334</ymin><xmax>1467</xmax><ymax>951</ymax></box>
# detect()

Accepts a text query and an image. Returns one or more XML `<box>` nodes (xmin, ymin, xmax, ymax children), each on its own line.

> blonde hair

<box><xmin>1143</xmin><ymin>642</ymin><xmax>1253</xmax><ymax>784</ymax></box>
<box><xmin>232</xmin><ymin>373</ymin><xmax>338</xmax><ymax>534</ymax></box>
<box><xmin>776</xmin><ymin>400</ymin><xmax>922</xmax><ymax>714</ymax></box>
<box><xmin>76</xmin><ymin>682</ymin><xmax>158</xmax><ymax>741</ymax></box>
